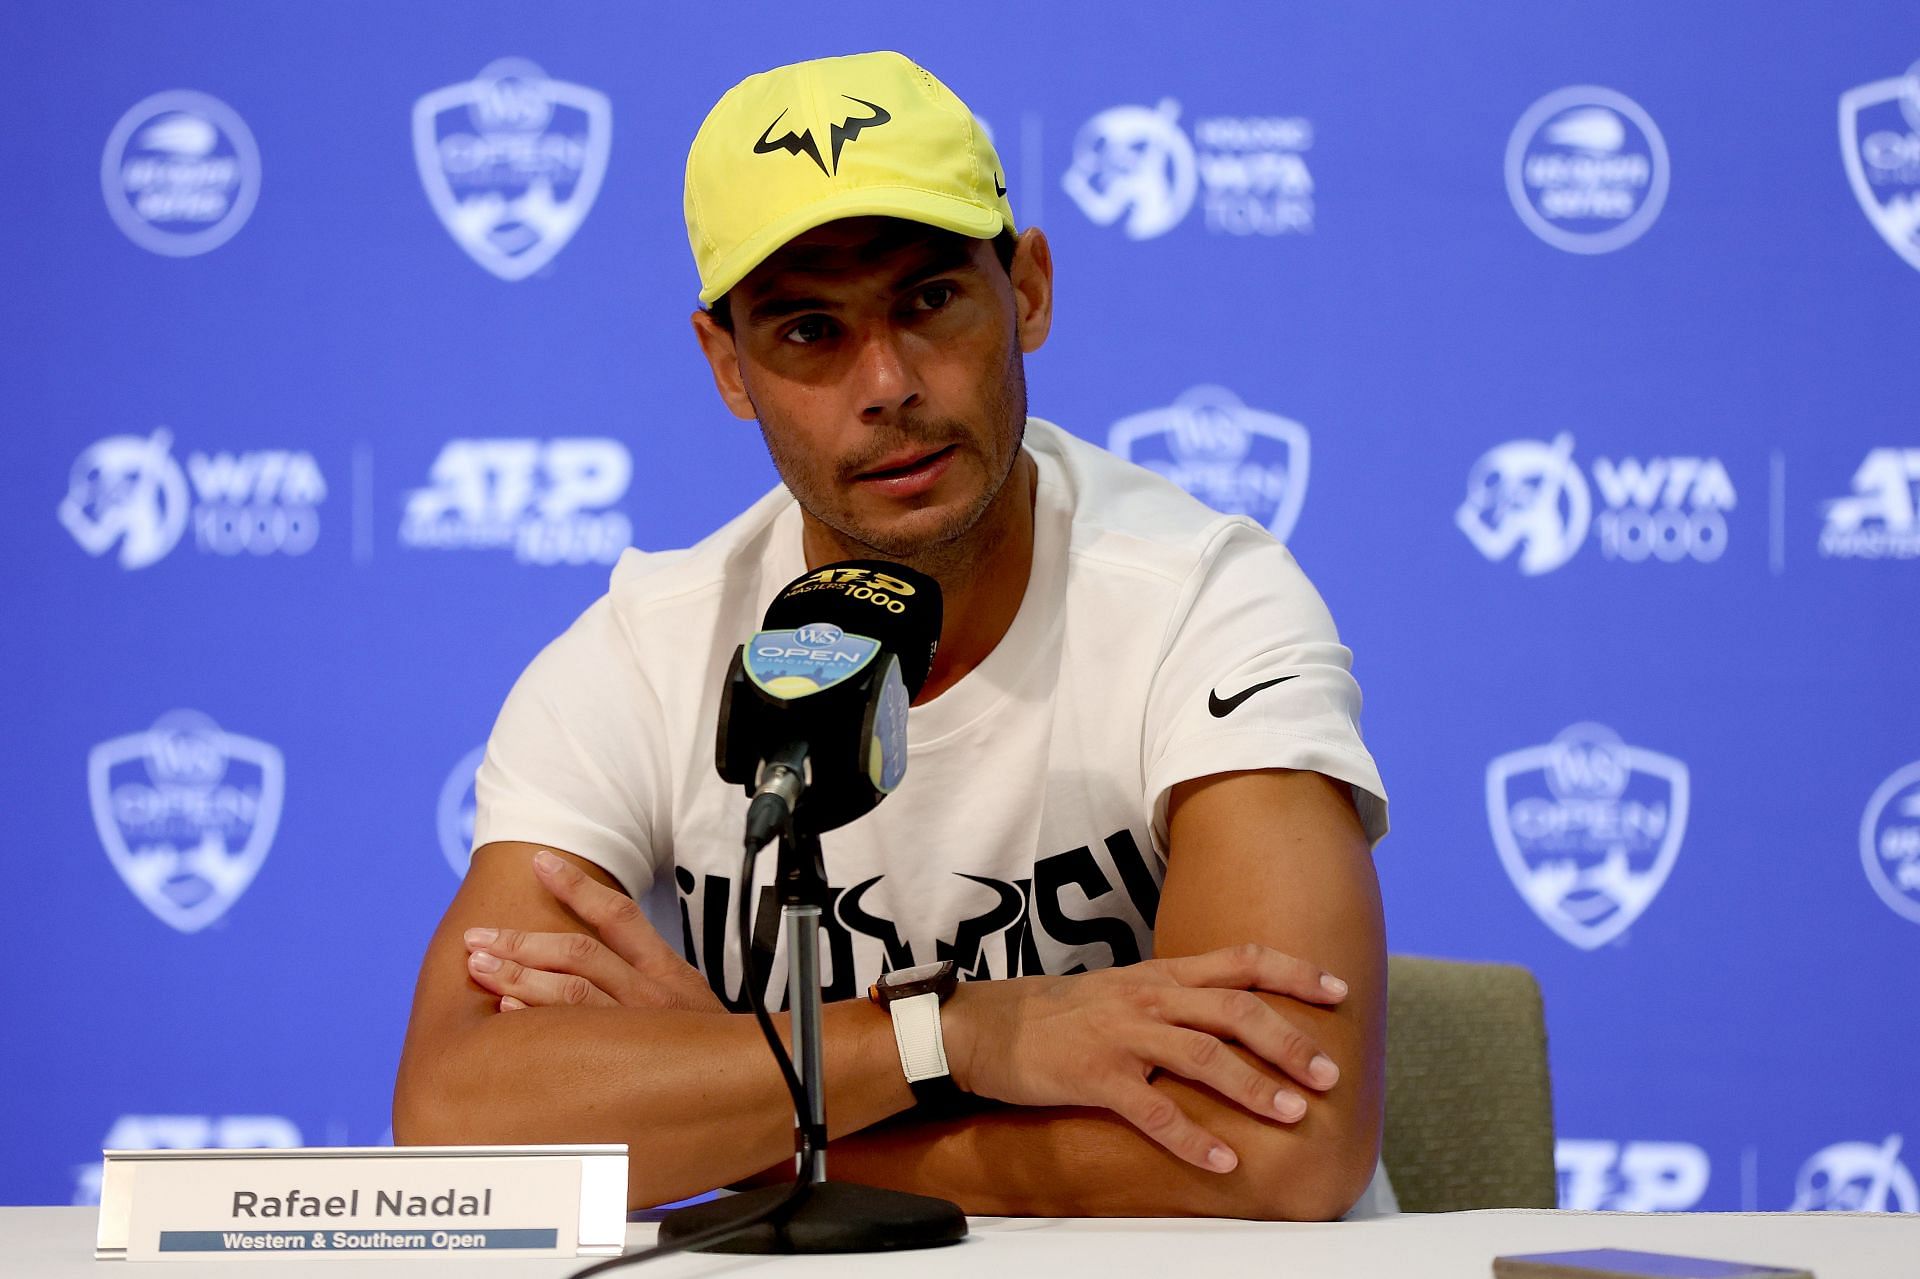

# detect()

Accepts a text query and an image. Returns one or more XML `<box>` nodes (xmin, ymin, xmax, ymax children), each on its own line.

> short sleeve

<box><xmin>470</xmin><ymin>596</ymin><xmax>667</xmax><ymax>898</ymax></box>
<box><xmin>1143</xmin><ymin>520</ymin><xmax>1389</xmax><ymax>851</ymax></box>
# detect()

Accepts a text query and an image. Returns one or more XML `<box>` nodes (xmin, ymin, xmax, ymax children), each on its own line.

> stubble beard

<box><xmin>761</xmin><ymin>345</ymin><xmax>1030</xmax><ymax>582</ymax></box>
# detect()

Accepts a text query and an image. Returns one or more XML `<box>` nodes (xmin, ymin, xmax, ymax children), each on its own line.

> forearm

<box><xmin>792</xmin><ymin>1060</ymin><xmax>1378</xmax><ymax>1221</ymax></box>
<box><xmin>393</xmin><ymin>999</ymin><xmax>914</xmax><ymax>1209</ymax></box>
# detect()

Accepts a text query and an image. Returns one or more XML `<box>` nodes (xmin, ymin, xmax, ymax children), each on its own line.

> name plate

<box><xmin>95</xmin><ymin>1144</ymin><xmax>628</xmax><ymax>1262</ymax></box>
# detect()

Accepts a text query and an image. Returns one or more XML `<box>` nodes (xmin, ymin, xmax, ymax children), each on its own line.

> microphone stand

<box><xmin>656</xmin><ymin>820</ymin><xmax>967</xmax><ymax>1254</ymax></box>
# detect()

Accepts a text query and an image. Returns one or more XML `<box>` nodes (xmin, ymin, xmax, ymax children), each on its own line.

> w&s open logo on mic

<box><xmin>1485</xmin><ymin>723</ymin><xmax>1690</xmax><ymax>950</ymax></box>
<box><xmin>87</xmin><ymin>711</ymin><xmax>284</xmax><ymax>933</ymax></box>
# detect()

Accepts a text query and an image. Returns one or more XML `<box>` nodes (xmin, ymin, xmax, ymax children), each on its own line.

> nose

<box><xmin>852</xmin><ymin>324</ymin><xmax>924</xmax><ymax>423</ymax></box>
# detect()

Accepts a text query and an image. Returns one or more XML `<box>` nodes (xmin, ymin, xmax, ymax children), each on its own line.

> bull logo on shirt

<box><xmin>674</xmin><ymin>828</ymin><xmax>1164</xmax><ymax>1010</ymax></box>
<box><xmin>1486</xmin><ymin>723</ymin><xmax>1689</xmax><ymax>950</ymax></box>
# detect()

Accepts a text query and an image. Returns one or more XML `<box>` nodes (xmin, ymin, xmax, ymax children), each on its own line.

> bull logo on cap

<box><xmin>753</xmin><ymin>96</ymin><xmax>892</xmax><ymax>176</ymax></box>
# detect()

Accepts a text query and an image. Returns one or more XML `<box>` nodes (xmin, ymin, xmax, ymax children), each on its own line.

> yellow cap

<box><xmin>684</xmin><ymin>51</ymin><xmax>1015</xmax><ymax>304</ymax></box>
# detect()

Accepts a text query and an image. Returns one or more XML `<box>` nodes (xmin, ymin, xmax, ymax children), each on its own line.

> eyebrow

<box><xmin>744</xmin><ymin>238</ymin><xmax>981</xmax><ymax>325</ymax></box>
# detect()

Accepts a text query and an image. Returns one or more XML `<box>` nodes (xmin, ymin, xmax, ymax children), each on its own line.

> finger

<box><xmin>1159</xmin><ymin>942</ymin><xmax>1348</xmax><ymax>1005</ymax></box>
<box><xmin>467</xmin><ymin>948</ymin><xmax>616</xmax><ymax>1009</ymax></box>
<box><xmin>1143</xmin><ymin>1024</ymin><xmax>1309</xmax><ymax>1122</ymax></box>
<box><xmin>1104</xmin><ymin>1080</ymin><xmax>1239</xmax><ymax>1173</ymax></box>
<box><xmin>532</xmin><ymin>850</ymin><xmax>682</xmax><ymax>971</ymax></box>
<box><xmin>466</xmin><ymin>926</ymin><xmax>643</xmax><ymax>1006</ymax></box>
<box><xmin>1158</xmin><ymin>986</ymin><xmax>1339</xmax><ymax>1093</ymax></box>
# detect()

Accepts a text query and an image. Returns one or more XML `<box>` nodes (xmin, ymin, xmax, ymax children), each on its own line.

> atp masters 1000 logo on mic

<box><xmin>87</xmin><ymin>711</ymin><xmax>285</xmax><ymax>934</ymax></box>
<box><xmin>1485</xmin><ymin>723</ymin><xmax>1690</xmax><ymax>950</ymax></box>
<box><xmin>413</xmin><ymin>59</ymin><xmax>612</xmax><ymax>281</ymax></box>
<box><xmin>1108</xmin><ymin>386</ymin><xmax>1310</xmax><ymax>542</ymax></box>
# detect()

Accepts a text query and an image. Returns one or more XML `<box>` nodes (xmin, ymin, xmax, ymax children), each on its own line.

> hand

<box><xmin>464</xmin><ymin>849</ymin><xmax>724</xmax><ymax>1014</ymax></box>
<box><xmin>942</xmin><ymin>943</ymin><xmax>1347</xmax><ymax>1173</ymax></box>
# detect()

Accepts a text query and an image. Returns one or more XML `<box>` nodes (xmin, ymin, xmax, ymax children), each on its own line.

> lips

<box><xmin>852</xmin><ymin>443</ymin><xmax>959</xmax><ymax>498</ymax></box>
<box><xmin>857</xmin><ymin>443</ymin><xmax>957</xmax><ymax>480</ymax></box>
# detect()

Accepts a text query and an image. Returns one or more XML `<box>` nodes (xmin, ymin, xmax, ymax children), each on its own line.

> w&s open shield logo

<box><xmin>413</xmin><ymin>59</ymin><xmax>611</xmax><ymax>281</ymax></box>
<box><xmin>1840</xmin><ymin>61</ymin><xmax>1920</xmax><ymax>273</ymax></box>
<box><xmin>1486</xmin><ymin>723</ymin><xmax>1689</xmax><ymax>950</ymax></box>
<box><xmin>87</xmin><ymin>711</ymin><xmax>284</xmax><ymax>934</ymax></box>
<box><xmin>1109</xmin><ymin>386</ymin><xmax>1311</xmax><ymax>541</ymax></box>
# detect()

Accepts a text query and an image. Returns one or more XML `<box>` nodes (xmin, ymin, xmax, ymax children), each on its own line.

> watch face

<box><xmin>887</xmin><ymin>962</ymin><xmax>949</xmax><ymax>987</ymax></box>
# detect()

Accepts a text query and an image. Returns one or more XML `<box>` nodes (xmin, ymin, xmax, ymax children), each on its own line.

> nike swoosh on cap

<box><xmin>1207</xmin><ymin>675</ymin><xmax>1299</xmax><ymax>718</ymax></box>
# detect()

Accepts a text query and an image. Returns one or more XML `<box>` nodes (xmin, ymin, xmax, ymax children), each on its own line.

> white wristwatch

<box><xmin>868</xmin><ymin>960</ymin><xmax>964</xmax><ymax>1111</ymax></box>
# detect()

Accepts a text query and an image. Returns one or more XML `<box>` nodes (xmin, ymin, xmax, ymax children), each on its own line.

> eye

<box><xmin>910</xmin><ymin>283</ymin><xmax>956</xmax><ymax>312</ymax></box>
<box><xmin>781</xmin><ymin>316</ymin><xmax>835</xmax><ymax>346</ymax></box>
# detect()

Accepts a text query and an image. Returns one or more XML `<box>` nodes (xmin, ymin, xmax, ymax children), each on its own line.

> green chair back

<box><xmin>1383</xmin><ymin>955</ymin><xmax>1558</xmax><ymax>1211</ymax></box>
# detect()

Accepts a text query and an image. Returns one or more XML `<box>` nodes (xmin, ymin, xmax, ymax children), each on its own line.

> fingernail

<box><xmin>1274</xmin><ymin>1091</ymin><xmax>1306</xmax><ymax>1121</ymax></box>
<box><xmin>1320</xmin><ymin>973</ymin><xmax>1348</xmax><ymax>999</ymax></box>
<box><xmin>1309</xmin><ymin>1054</ymin><xmax>1339</xmax><ymax>1087</ymax></box>
<box><xmin>1206</xmin><ymin>1146</ymin><xmax>1238</xmax><ymax>1172</ymax></box>
<box><xmin>464</xmin><ymin>927</ymin><xmax>497</xmax><ymax>947</ymax></box>
<box><xmin>533</xmin><ymin>849</ymin><xmax>560</xmax><ymax>872</ymax></box>
<box><xmin>469</xmin><ymin>951</ymin><xmax>501</xmax><ymax>973</ymax></box>
<box><xmin>500</xmin><ymin>996</ymin><xmax>525</xmax><ymax>1011</ymax></box>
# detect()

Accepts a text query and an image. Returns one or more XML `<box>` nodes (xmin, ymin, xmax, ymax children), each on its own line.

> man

<box><xmin>393</xmin><ymin>50</ymin><xmax>1391</xmax><ymax>1222</ymax></box>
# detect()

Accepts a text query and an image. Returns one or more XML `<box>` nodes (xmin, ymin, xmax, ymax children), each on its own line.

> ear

<box><xmin>690</xmin><ymin>310</ymin><xmax>759</xmax><ymax>421</ymax></box>
<box><xmin>1008</xmin><ymin>227</ymin><xmax>1054</xmax><ymax>354</ymax></box>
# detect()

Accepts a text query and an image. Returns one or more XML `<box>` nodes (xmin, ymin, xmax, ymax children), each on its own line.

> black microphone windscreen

<box><xmin>761</xmin><ymin>561</ymin><xmax>943</xmax><ymax>697</ymax></box>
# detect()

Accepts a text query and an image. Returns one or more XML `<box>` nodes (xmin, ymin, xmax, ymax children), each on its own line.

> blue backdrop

<box><xmin>6</xmin><ymin>0</ymin><xmax>1917</xmax><ymax>1215</ymax></box>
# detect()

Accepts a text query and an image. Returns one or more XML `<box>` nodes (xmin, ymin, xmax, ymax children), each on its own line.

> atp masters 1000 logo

<box><xmin>1108</xmin><ymin>386</ymin><xmax>1310</xmax><ymax>541</ymax></box>
<box><xmin>1486</xmin><ymin>723</ymin><xmax>1690</xmax><ymax>950</ymax></box>
<box><xmin>413</xmin><ymin>59</ymin><xmax>612</xmax><ymax>280</ymax></box>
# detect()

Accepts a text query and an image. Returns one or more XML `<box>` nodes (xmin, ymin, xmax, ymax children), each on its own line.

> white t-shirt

<box><xmin>473</xmin><ymin>417</ymin><xmax>1388</xmax><ymax>1011</ymax></box>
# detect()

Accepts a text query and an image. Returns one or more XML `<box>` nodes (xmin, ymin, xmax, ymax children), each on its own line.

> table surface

<box><xmin>8</xmin><ymin>1205</ymin><xmax>1912</xmax><ymax>1277</ymax></box>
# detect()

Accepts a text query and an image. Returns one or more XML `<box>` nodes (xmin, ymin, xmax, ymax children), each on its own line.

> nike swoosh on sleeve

<box><xmin>1207</xmin><ymin>675</ymin><xmax>1300</xmax><ymax>718</ymax></box>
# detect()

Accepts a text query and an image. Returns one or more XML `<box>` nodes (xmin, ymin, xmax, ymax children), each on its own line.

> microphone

<box><xmin>715</xmin><ymin>561</ymin><xmax>942</xmax><ymax>849</ymax></box>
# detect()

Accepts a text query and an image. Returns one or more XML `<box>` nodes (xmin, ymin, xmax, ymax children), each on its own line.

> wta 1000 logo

<box><xmin>87</xmin><ymin>711</ymin><xmax>285</xmax><ymax>934</ymax></box>
<box><xmin>1487</xmin><ymin>724</ymin><xmax>1689</xmax><ymax>950</ymax></box>
<box><xmin>1108</xmin><ymin>386</ymin><xmax>1310</xmax><ymax>541</ymax></box>
<box><xmin>58</xmin><ymin>430</ymin><xmax>327</xmax><ymax>569</ymax></box>
<box><xmin>1840</xmin><ymin>59</ymin><xmax>1920</xmax><ymax>273</ymax></box>
<box><xmin>400</xmin><ymin>438</ymin><xmax>632</xmax><ymax>566</ymax></box>
<box><xmin>1063</xmin><ymin>100</ymin><xmax>1314</xmax><ymax>240</ymax></box>
<box><xmin>1506</xmin><ymin>86</ymin><xmax>1669</xmax><ymax>254</ymax></box>
<box><xmin>414</xmin><ymin>59</ymin><xmax>611</xmax><ymax>281</ymax></box>
<box><xmin>1458</xmin><ymin>434</ymin><xmax>1736</xmax><ymax>574</ymax></box>
<box><xmin>101</xmin><ymin>90</ymin><xmax>260</xmax><ymax>257</ymax></box>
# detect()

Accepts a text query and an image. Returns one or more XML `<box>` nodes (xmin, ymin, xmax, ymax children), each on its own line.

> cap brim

<box><xmin>698</xmin><ymin>186</ymin><xmax>1010</xmax><ymax>304</ymax></box>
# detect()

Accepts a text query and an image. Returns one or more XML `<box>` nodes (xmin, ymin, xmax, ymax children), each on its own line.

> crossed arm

<box><xmin>392</xmin><ymin>768</ymin><xmax>1385</xmax><ymax>1220</ymax></box>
